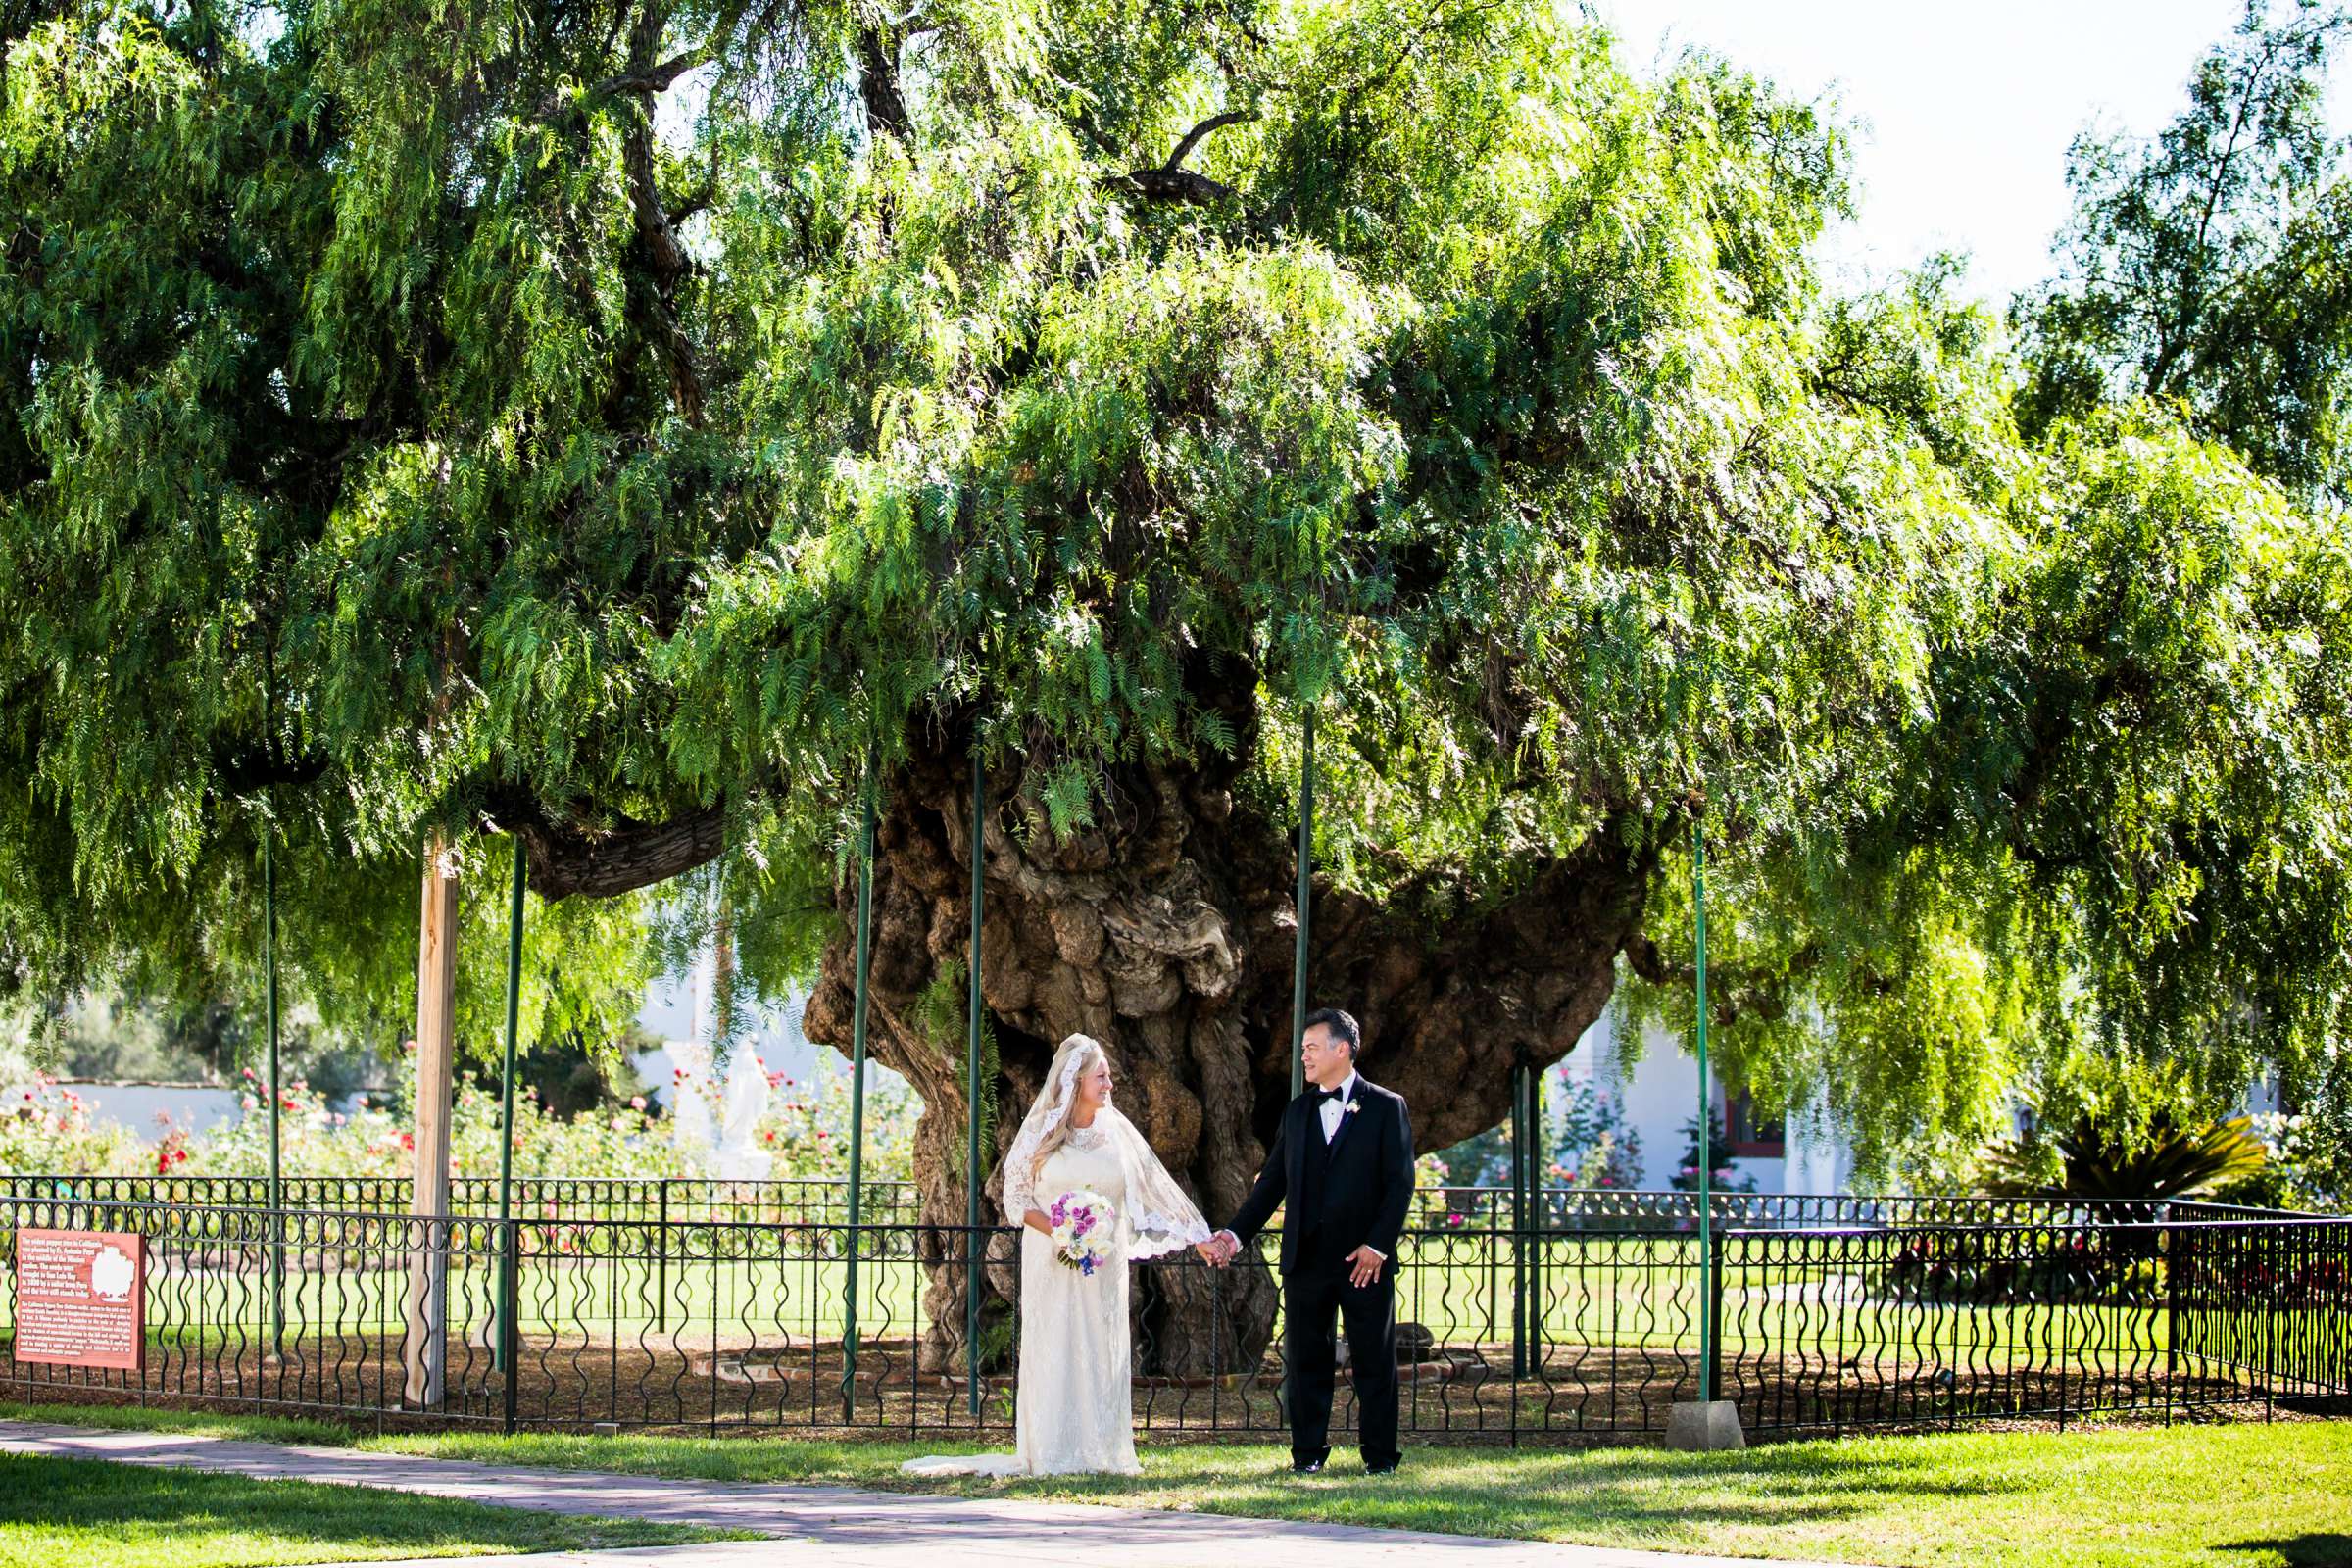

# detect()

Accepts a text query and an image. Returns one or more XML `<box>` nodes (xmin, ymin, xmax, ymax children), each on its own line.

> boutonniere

<box><xmin>1344</xmin><ymin>1099</ymin><xmax>1361</xmax><ymax>1115</ymax></box>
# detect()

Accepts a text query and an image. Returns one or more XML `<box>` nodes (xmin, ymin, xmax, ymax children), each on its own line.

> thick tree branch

<box><xmin>537</xmin><ymin>49</ymin><xmax>711</xmax><ymax>122</ymax></box>
<box><xmin>1164</xmin><ymin>109</ymin><xmax>1253</xmax><ymax>172</ymax></box>
<box><xmin>619</xmin><ymin>16</ymin><xmax>707</xmax><ymax>423</ymax></box>
<box><xmin>1110</xmin><ymin>110</ymin><xmax>1254</xmax><ymax>205</ymax></box>
<box><xmin>212</xmin><ymin>744</ymin><xmax>331</xmax><ymax>800</ymax></box>
<box><xmin>488</xmin><ymin>788</ymin><xmax>731</xmax><ymax>900</ymax></box>
<box><xmin>858</xmin><ymin>26</ymin><xmax>910</xmax><ymax>143</ymax></box>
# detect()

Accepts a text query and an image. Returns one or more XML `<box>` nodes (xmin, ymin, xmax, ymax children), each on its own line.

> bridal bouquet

<box><xmin>1047</xmin><ymin>1190</ymin><xmax>1117</xmax><ymax>1276</ymax></box>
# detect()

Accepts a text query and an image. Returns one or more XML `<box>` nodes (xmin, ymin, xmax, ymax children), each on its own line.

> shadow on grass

<box><xmin>2220</xmin><ymin>1537</ymin><xmax>2352</xmax><ymax>1567</ymax></box>
<box><xmin>906</xmin><ymin>1436</ymin><xmax>2050</xmax><ymax>1548</ymax></box>
<box><xmin>0</xmin><ymin>1399</ymin><xmax>356</xmax><ymax>1447</ymax></box>
<box><xmin>0</xmin><ymin>1450</ymin><xmax>720</xmax><ymax>1564</ymax></box>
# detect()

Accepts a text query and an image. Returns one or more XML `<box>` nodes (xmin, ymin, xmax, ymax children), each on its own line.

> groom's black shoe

<box><xmin>1291</xmin><ymin>1455</ymin><xmax>1327</xmax><ymax>1474</ymax></box>
<box><xmin>1365</xmin><ymin>1461</ymin><xmax>1399</xmax><ymax>1476</ymax></box>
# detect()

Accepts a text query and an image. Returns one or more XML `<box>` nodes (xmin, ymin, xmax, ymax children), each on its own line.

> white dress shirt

<box><xmin>1316</xmin><ymin>1069</ymin><xmax>1383</xmax><ymax>1262</ymax></box>
<box><xmin>1317</xmin><ymin>1070</ymin><xmax>1359</xmax><ymax>1144</ymax></box>
<box><xmin>1212</xmin><ymin>1069</ymin><xmax>1384</xmax><ymax>1261</ymax></box>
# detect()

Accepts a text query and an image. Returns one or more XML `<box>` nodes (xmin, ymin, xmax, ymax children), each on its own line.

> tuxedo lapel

<box><xmin>1287</xmin><ymin>1095</ymin><xmax>1317</xmax><ymax>1183</ymax></box>
<box><xmin>1323</xmin><ymin>1081</ymin><xmax>1369</xmax><ymax>1162</ymax></box>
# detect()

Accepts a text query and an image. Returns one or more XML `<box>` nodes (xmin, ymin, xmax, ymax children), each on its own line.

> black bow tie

<box><xmin>1313</xmin><ymin>1085</ymin><xmax>1347</xmax><ymax>1102</ymax></box>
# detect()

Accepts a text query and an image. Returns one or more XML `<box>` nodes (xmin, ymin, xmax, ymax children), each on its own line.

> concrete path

<box><xmin>0</xmin><ymin>1418</ymin><xmax>1835</xmax><ymax>1568</ymax></box>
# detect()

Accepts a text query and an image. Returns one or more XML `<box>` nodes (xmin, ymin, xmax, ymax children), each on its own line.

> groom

<box><xmin>1211</xmin><ymin>1007</ymin><xmax>1413</xmax><ymax>1475</ymax></box>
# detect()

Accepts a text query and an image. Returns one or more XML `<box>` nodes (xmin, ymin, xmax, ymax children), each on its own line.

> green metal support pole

<box><xmin>1277</xmin><ymin>700</ymin><xmax>1315</xmax><ymax>1428</ymax></box>
<box><xmin>843</xmin><ymin>751</ymin><xmax>878</xmax><ymax>1421</ymax></box>
<box><xmin>964</xmin><ymin>753</ymin><xmax>986</xmax><ymax>1420</ymax></box>
<box><xmin>494</xmin><ymin>835</ymin><xmax>525</xmax><ymax>1373</ymax></box>
<box><xmin>1510</xmin><ymin>1063</ymin><xmax>1528</xmax><ymax>1377</ymax></box>
<box><xmin>1290</xmin><ymin>703</ymin><xmax>1315</xmax><ymax>1099</ymax></box>
<box><xmin>264</xmin><ymin>822</ymin><xmax>283</xmax><ymax>1356</ymax></box>
<box><xmin>1693</xmin><ymin>821</ymin><xmax>1716</xmax><ymax>1403</ymax></box>
<box><xmin>1525</xmin><ymin>1061</ymin><xmax>1544</xmax><ymax>1374</ymax></box>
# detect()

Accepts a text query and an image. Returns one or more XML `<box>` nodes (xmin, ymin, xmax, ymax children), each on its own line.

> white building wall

<box><xmin>632</xmin><ymin>943</ymin><xmax>904</xmax><ymax>1110</ymax></box>
<box><xmin>1557</xmin><ymin>1004</ymin><xmax>1856</xmax><ymax>1195</ymax></box>
<box><xmin>59</xmin><ymin>1081</ymin><xmax>244</xmax><ymax>1140</ymax></box>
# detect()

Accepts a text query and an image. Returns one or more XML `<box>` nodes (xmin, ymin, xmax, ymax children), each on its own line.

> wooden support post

<box><xmin>403</xmin><ymin>831</ymin><xmax>461</xmax><ymax>1408</ymax></box>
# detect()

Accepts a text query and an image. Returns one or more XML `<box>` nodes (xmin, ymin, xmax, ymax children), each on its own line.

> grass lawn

<box><xmin>0</xmin><ymin>1449</ymin><xmax>750</xmax><ymax>1568</ymax></box>
<box><xmin>5</xmin><ymin>1401</ymin><xmax>2347</xmax><ymax>1567</ymax></box>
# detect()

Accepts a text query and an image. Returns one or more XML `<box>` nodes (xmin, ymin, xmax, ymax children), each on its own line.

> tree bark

<box><xmin>803</xmin><ymin>721</ymin><xmax>1660</xmax><ymax>1375</ymax></box>
<box><xmin>505</xmin><ymin>797</ymin><xmax>728</xmax><ymax>900</ymax></box>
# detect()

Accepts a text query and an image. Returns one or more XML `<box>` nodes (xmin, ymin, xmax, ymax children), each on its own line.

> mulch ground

<box><xmin>3</xmin><ymin>1328</ymin><xmax>2293</xmax><ymax>1446</ymax></box>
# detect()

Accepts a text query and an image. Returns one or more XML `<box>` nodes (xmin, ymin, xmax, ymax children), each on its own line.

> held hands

<box><xmin>1195</xmin><ymin>1232</ymin><xmax>1376</xmax><ymax>1279</ymax></box>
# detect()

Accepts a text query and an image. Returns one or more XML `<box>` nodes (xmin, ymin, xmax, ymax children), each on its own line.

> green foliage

<box><xmin>2218</xmin><ymin>1108</ymin><xmax>2349</xmax><ymax>1210</ymax></box>
<box><xmin>1669</xmin><ymin>1107</ymin><xmax>1756</xmax><ymax>1195</ymax></box>
<box><xmin>1980</xmin><ymin>1111</ymin><xmax>2271</xmax><ymax>1201</ymax></box>
<box><xmin>2017</xmin><ymin>0</ymin><xmax>2352</xmax><ymax>502</ymax></box>
<box><xmin>913</xmin><ymin>957</ymin><xmax>999</xmax><ymax>1168</ymax></box>
<box><xmin>1</xmin><ymin>0</ymin><xmax>2349</xmax><ymax>1180</ymax></box>
<box><xmin>1547</xmin><ymin>1074</ymin><xmax>1644</xmax><ymax>1191</ymax></box>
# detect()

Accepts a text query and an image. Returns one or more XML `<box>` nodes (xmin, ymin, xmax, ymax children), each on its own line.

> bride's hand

<box><xmin>1024</xmin><ymin>1208</ymin><xmax>1054</xmax><ymax>1236</ymax></box>
<box><xmin>1193</xmin><ymin>1239</ymin><xmax>1223</xmax><ymax>1266</ymax></box>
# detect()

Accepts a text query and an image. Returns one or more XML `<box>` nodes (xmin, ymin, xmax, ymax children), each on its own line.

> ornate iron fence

<box><xmin>2</xmin><ymin>1174</ymin><xmax>2201</xmax><ymax>1232</ymax></box>
<box><xmin>4</xmin><ymin>1192</ymin><xmax>2344</xmax><ymax>1443</ymax></box>
<box><xmin>0</xmin><ymin>1175</ymin><xmax>926</xmax><ymax>1227</ymax></box>
<box><xmin>1718</xmin><ymin>1217</ymin><xmax>2352</xmax><ymax>1435</ymax></box>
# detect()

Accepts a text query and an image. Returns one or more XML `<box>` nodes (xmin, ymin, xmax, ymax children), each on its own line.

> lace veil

<box><xmin>999</xmin><ymin>1033</ymin><xmax>1211</xmax><ymax>1261</ymax></box>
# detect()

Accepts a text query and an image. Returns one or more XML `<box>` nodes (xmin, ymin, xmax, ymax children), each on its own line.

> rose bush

<box><xmin>0</xmin><ymin>1074</ymin><xmax>144</xmax><ymax>1175</ymax></box>
<box><xmin>6</xmin><ymin>1051</ymin><xmax>921</xmax><ymax>1185</ymax></box>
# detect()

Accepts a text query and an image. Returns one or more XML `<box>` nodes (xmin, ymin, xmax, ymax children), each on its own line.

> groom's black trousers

<box><xmin>1283</xmin><ymin>1237</ymin><xmax>1400</xmax><ymax>1469</ymax></box>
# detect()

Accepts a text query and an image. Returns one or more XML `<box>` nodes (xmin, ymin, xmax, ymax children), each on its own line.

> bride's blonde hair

<box><xmin>1027</xmin><ymin>1033</ymin><xmax>1108</xmax><ymax>1179</ymax></box>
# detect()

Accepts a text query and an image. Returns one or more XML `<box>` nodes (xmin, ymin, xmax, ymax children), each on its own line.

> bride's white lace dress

<box><xmin>903</xmin><ymin>1043</ymin><xmax>1209</xmax><ymax>1478</ymax></box>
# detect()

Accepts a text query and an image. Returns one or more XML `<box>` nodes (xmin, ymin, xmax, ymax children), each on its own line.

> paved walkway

<box><xmin>0</xmin><ymin>1419</ymin><xmax>1829</xmax><ymax>1568</ymax></box>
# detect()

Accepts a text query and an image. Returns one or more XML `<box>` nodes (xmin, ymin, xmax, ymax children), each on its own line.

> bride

<box><xmin>903</xmin><ymin>1033</ymin><xmax>1220</xmax><ymax>1477</ymax></box>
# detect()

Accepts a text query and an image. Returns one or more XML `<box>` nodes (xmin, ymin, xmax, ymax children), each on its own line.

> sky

<box><xmin>1598</xmin><ymin>1</ymin><xmax>2352</xmax><ymax>305</ymax></box>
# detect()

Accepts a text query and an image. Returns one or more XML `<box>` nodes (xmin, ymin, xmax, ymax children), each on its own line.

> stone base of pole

<box><xmin>1664</xmin><ymin>1399</ymin><xmax>1746</xmax><ymax>1451</ymax></box>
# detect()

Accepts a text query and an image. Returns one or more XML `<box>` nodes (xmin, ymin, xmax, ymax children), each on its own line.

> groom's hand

<box><xmin>1345</xmin><ymin>1245</ymin><xmax>1385</xmax><ymax>1288</ymax></box>
<box><xmin>1207</xmin><ymin>1229</ymin><xmax>1240</xmax><ymax>1266</ymax></box>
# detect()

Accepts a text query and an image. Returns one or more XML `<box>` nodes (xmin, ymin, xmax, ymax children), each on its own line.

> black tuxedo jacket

<box><xmin>1227</xmin><ymin>1077</ymin><xmax>1414</xmax><ymax>1275</ymax></box>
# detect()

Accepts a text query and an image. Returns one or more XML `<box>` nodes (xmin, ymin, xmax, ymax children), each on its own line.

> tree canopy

<box><xmin>2020</xmin><ymin>0</ymin><xmax>2352</xmax><ymax>505</ymax></box>
<box><xmin>1</xmin><ymin>0</ymin><xmax>2347</xmax><ymax>1182</ymax></box>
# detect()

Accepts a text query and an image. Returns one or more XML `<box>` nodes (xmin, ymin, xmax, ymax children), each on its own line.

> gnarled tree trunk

<box><xmin>803</xmin><ymin>716</ymin><xmax>1659</xmax><ymax>1375</ymax></box>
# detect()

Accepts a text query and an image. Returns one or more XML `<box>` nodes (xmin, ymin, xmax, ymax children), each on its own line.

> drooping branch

<box><xmin>1624</xmin><ymin>933</ymin><xmax>1828</xmax><ymax>1030</ymax></box>
<box><xmin>1164</xmin><ymin>110</ymin><xmax>1254</xmax><ymax>172</ymax></box>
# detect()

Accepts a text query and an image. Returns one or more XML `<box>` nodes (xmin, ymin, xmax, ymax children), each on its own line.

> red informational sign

<box><xmin>13</xmin><ymin>1229</ymin><xmax>146</xmax><ymax>1372</ymax></box>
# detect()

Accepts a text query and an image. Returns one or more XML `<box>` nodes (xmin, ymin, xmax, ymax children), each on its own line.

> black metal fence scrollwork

<box><xmin>3</xmin><ymin>1182</ymin><xmax>2344</xmax><ymax>1444</ymax></box>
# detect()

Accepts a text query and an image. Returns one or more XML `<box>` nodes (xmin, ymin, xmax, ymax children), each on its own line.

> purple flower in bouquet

<box><xmin>1048</xmin><ymin>1189</ymin><xmax>1117</xmax><ymax>1275</ymax></box>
